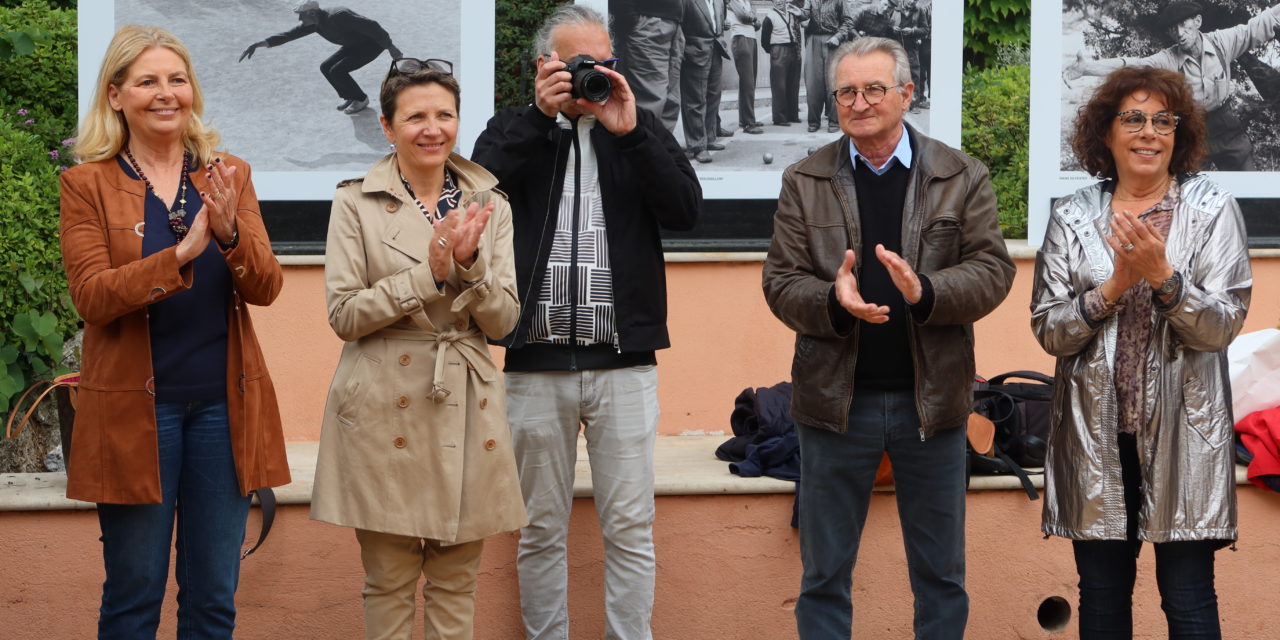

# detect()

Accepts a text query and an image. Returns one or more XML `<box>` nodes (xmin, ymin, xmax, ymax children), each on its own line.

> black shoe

<box><xmin>336</xmin><ymin>99</ymin><xmax>354</xmax><ymax>111</ymax></box>
<box><xmin>773</xmin><ymin>121</ymin><xmax>791</xmax><ymax>127</ymax></box>
<box><xmin>706</xmin><ymin>141</ymin><xmax>726</xmax><ymax>151</ymax></box>
<box><xmin>807</xmin><ymin>124</ymin><xmax>820</xmax><ymax>133</ymax></box>
<box><xmin>717</xmin><ymin>127</ymin><xmax>735</xmax><ymax>138</ymax></box>
<box><xmin>828</xmin><ymin>123</ymin><xmax>840</xmax><ymax>133</ymax></box>
<box><xmin>744</xmin><ymin>124</ymin><xmax>764</xmax><ymax>134</ymax></box>
<box><xmin>694</xmin><ymin>150</ymin><xmax>713</xmax><ymax>163</ymax></box>
<box><xmin>790</xmin><ymin>117</ymin><xmax>803</xmax><ymax>124</ymax></box>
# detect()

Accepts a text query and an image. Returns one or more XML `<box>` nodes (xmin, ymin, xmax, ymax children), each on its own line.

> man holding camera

<box><xmin>472</xmin><ymin>6</ymin><xmax>701</xmax><ymax>639</ymax></box>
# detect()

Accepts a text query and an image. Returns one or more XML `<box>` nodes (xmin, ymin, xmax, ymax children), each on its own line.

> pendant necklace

<box><xmin>124</xmin><ymin>147</ymin><xmax>191</xmax><ymax>241</ymax></box>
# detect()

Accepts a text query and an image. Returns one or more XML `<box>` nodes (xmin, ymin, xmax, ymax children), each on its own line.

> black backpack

<box><xmin>970</xmin><ymin>371</ymin><xmax>1055</xmax><ymax>500</ymax></box>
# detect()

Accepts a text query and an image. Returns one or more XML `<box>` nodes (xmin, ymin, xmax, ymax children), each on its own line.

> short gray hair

<box><xmin>827</xmin><ymin>37</ymin><xmax>913</xmax><ymax>96</ymax></box>
<box><xmin>532</xmin><ymin>4</ymin><xmax>611</xmax><ymax>63</ymax></box>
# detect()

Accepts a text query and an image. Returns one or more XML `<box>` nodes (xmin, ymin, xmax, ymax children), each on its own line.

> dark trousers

<box><xmin>680</xmin><ymin>35</ymin><xmax>714</xmax><ymax>151</ymax></box>
<box><xmin>96</xmin><ymin>400</ymin><xmax>250</xmax><ymax>640</ymax></box>
<box><xmin>795</xmin><ymin>388</ymin><xmax>968</xmax><ymax>639</ymax></box>
<box><xmin>705</xmin><ymin>43</ymin><xmax>725</xmax><ymax>138</ymax></box>
<box><xmin>1072</xmin><ymin>434</ymin><xmax>1223</xmax><ymax>639</ymax></box>
<box><xmin>625</xmin><ymin>14</ymin><xmax>684</xmax><ymax>133</ymax></box>
<box><xmin>804</xmin><ymin>34</ymin><xmax>837</xmax><ymax>128</ymax></box>
<box><xmin>320</xmin><ymin>42</ymin><xmax>384</xmax><ymax>101</ymax></box>
<box><xmin>732</xmin><ymin>35</ymin><xmax>759</xmax><ymax>127</ymax></box>
<box><xmin>1205</xmin><ymin>106</ymin><xmax>1255</xmax><ymax>171</ymax></box>
<box><xmin>768</xmin><ymin>44</ymin><xmax>801</xmax><ymax>124</ymax></box>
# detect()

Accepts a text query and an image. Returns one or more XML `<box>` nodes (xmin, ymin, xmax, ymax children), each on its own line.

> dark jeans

<box><xmin>731</xmin><ymin>35</ymin><xmax>759</xmax><ymax>127</ymax></box>
<box><xmin>1072</xmin><ymin>434</ymin><xmax>1223</xmax><ymax>639</ymax></box>
<box><xmin>97</xmin><ymin>399</ymin><xmax>251</xmax><ymax>640</ymax></box>
<box><xmin>795</xmin><ymin>388</ymin><xmax>968</xmax><ymax>639</ymax></box>
<box><xmin>320</xmin><ymin>42</ymin><xmax>384</xmax><ymax>101</ymax></box>
<box><xmin>768</xmin><ymin>44</ymin><xmax>801</xmax><ymax>124</ymax></box>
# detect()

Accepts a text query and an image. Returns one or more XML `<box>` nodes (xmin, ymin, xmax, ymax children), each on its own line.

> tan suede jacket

<box><xmin>59</xmin><ymin>153</ymin><xmax>289</xmax><ymax>504</ymax></box>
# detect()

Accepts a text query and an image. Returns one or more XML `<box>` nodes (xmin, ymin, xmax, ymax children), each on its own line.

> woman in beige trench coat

<box><xmin>310</xmin><ymin>59</ymin><xmax>527</xmax><ymax>640</ymax></box>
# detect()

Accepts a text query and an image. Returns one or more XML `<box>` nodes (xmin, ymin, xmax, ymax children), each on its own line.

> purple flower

<box><xmin>24</xmin><ymin>119</ymin><xmax>34</xmax><ymax>125</ymax></box>
<box><xmin>49</xmin><ymin>150</ymin><xmax>59</xmax><ymax>159</ymax></box>
<box><xmin>61</xmin><ymin>138</ymin><xmax>76</xmax><ymax>147</ymax></box>
<box><xmin>17</xmin><ymin>108</ymin><xmax>28</xmax><ymax>115</ymax></box>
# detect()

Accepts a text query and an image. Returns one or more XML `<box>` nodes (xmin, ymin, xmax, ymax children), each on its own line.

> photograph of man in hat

<box><xmin>239</xmin><ymin>1</ymin><xmax>403</xmax><ymax>115</ymax></box>
<box><xmin>1062</xmin><ymin>0</ymin><xmax>1280</xmax><ymax>171</ymax></box>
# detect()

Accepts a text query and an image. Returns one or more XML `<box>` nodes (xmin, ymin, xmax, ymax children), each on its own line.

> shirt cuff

<box><xmin>1080</xmin><ymin>287</ymin><xmax>1118</xmax><ymax>328</ymax></box>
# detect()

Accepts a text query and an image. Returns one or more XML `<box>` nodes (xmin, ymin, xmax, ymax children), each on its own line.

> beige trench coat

<box><xmin>310</xmin><ymin>153</ymin><xmax>527</xmax><ymax>542</ymax></box>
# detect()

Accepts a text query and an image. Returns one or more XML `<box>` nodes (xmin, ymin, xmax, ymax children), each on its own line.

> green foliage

<box><xmin>494</xmin><ymin>0</ymin><xmax>566</xmax><ymax>110</ymax></box>
<box><xmin>0</xmin><ymin>108</ymin><xmax>76</xmax><ymax>413</ymax></box>
<box><xmin>964</xmin><ymin>0</ymin><xmax>1030</xmax><ymax>70</ymax></box>
<box><xmin>962</xmin><ymin>63</ymin><xmax>1030</xmax><ymax>239</ymax></box>
<box><xmin>0</xmin><ymin>1</ymin><xmax>77</xmax><ymax>151</ymax></box>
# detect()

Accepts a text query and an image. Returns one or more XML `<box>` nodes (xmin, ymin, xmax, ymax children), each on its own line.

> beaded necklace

<box><xmin>124</xmin><ymin>147</ymin><xmax>191</xmax><ymax>241</ymax></box>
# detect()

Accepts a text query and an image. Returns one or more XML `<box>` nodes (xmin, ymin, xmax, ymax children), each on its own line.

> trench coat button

<box><xmin>397</xmin><ymin>395</ymin><xmax>410</xmax><ymax>408</ymax></box>
<box><xmin>385</xmin><ymin>200</ymin><xmax>400</xmax><ymax>213</ymax></box>
<box><xmin>148</xmin><ymin>286</ymin><xmax>167</xmax><ymax>300</ymax></box>
<box><xmin>393</xmin><ymin>436</ymin><xmax>407</xmax><ymax>448</ymax></box>
<box><xmin>479</xmin><ymin>398</ymin><xmax>488</xmax><ymax>409</ymax></box>
<box><xmin>484</xmin><ymin>439</ymin><xmax>497</xmax><ymax>451</ymax></box>
<box><xmin>399</xmin><ymin>354</ymin><xmax>411</xmax><ymax>366</ymax></box>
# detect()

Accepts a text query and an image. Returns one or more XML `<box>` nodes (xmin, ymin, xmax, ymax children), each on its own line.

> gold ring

<box><xmin>437</xmin><ymin>237</ymin><xmax>449</xmax><ymax>248</ymax></box>
<box><xmin>214</xmin><ymin>191</ymin><xmax>224</xmax><ymax>199</ymax></box>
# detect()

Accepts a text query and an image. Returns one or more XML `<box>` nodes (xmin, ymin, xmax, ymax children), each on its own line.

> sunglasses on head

<box><xmin>389</xmin><ymin>57</ymin><xmax>454</xmax><ymax>76</ymax></box>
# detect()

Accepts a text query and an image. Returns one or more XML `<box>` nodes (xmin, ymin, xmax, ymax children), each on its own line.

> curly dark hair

<box><xmin>1071</xmin><ymin>66</ymin><xmax>1206</xmax><ymax>179</ymax></box>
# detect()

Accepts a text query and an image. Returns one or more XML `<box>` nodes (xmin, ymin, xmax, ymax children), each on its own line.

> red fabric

<box><xmin>1236</xmin><ymin>406</ymin><xmax>1280</xmax><ymax>491</ymax></box>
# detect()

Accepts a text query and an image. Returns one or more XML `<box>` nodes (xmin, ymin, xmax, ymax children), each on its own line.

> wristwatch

<box><xmin>1152</xmin><ymin>270</ymin><xmax>1180</xmax><ymax>296</ymax></box>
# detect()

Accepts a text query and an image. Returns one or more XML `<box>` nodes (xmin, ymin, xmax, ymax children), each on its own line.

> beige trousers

<box><xmin>355</xmin><ymin>528</ymin><xmax>485</xmax><ymax>640</ymax></box>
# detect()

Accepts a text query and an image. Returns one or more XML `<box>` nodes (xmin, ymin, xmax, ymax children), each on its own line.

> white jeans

<box><xmin>504</xmin><ymin>366</ymin><xmax>660</xmax><ymax>640</ymax></box>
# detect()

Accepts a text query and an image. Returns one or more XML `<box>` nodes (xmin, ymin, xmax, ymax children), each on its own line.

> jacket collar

<box><xmin>794</xmin><ymin>123</ymin><xmax>964</xmax><ymax>183</ymax></box>
<box><xmin>360</xmin><ymin>151</ymin><xmax>499</xmax><ymax>202</ymax></box>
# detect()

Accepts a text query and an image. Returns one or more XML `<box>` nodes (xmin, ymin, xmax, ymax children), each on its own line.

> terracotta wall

<box><xmin>258</xmin><ymin>257</ymin><xmax>1280</xmax><ymax>440</ymax></box>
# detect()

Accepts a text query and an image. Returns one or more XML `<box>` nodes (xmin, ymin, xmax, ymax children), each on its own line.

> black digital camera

<box><xmin>564</xmin><ymin>55</ymin><xmax>612</xmax><ymax>103</ymax></box>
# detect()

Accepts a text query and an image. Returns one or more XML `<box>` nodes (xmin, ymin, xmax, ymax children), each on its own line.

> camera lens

<box><xmin>574</xmin><ymin>69</ymin><xmax>612</xmax><ymax>103</ymax></box>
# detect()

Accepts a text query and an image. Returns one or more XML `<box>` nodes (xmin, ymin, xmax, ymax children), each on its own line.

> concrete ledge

<box><xmin>1</xmin><ymin>435</ymin><xmax>1252</xmax><ymax>511</ymax></box>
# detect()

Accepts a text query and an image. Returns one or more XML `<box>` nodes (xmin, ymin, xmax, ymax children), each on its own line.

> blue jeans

<box><xmin>1072</xmin><ymin>433</ymin><xmax>1223</xmax><ymax>639</ymax></box>
<box><xmin>96</xmin><ymin>399</ymin><xmax>251</xmax><ymax>640</ymax></box>
<box><xmin>795</xmin><ymin>388</ymin><xmax>968</xmax><ymax>640</ymax></box>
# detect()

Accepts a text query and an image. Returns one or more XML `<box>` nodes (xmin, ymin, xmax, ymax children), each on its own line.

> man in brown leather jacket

<box><xmin>762</xmin><ymin>36</ymin><xmax>1013</xmax><ymax>639</ymax></box>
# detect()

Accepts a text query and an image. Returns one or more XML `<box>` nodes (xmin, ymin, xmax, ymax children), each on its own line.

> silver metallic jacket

<box><xmin>1031</xmin><ymin>174</ymin><xmax>1252</xmax><ymax>542</ymax></box>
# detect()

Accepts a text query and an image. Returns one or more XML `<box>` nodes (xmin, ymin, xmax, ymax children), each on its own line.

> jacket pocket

<box><xmin>1182</xmin><ymin>376</ymin><xmax>1230</xmax><ymax>449</ymax></box>
<box><xmin>336</xmin><ymin>353</ymin><xmax>380</xmax><ymax>428</ymax></box>
<box><xmin>918</xmin><ymin>215</ymin><xmax>961</xmax><ymax>273</ymax></box>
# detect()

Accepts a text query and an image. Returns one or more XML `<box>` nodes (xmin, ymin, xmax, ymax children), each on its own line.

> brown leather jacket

<box><xmin>59</xmin><ymin>153</ymin><xmax>289</xmax><ymax>504</ymax></box>
<box><xmin>763</xmin><ymin>127</ymin><xmax>1014</xmax><ymax>436</ymax></box>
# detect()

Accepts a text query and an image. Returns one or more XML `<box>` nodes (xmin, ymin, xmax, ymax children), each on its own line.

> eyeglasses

<box><xmin>1115</xmin><ymin>110</ymin><xmax>1180</xmax><ymax>135</ymax></box>
<box><xmin>831</xmin><ymin>84</ymin><xmax>901</xmax><ymax>107</ymax></box>
<box><xmin>389</xmin><ymin>57</ymin><xmax>454</xmax><ymax>76</ymax></box>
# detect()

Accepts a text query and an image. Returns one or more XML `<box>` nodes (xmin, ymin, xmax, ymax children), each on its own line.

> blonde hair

<box><xmin>75</xmin><ymin>25</ymin><xmax>220</xmax><ymax>165</ymax></box>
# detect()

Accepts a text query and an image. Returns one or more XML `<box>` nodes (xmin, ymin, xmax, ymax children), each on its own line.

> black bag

<box><xmin>970</xmin><ymin>371</ymin><xmax>1055</xmax><ymax>500</ymax></box>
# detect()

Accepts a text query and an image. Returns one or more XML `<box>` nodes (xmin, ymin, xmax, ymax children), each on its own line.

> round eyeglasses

<box><xmin>831</xmin><ymin>84</ymin><xmax>901</xmax><ymax>107</ymax></box>
<box><xmin>1115</xmin><ymin>110</ymin><xmax>1180</xmax><ymax>135</ymax></box>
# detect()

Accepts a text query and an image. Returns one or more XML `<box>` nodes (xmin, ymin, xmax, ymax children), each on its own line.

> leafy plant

<box><xmin>0</xmin><ymin>108</ymin><xmax>76</xmax><ymax>413</ymax></box>
<box><xmin>965</xmin><ymin>0</ymin><xmax>1030</xmax><ymax>70</ymax></box>
<box><xmin>494</xmin><ymin>0</ymin><xmax>568</xmax><ymax>110</ymax></box>
<box><xmin>0</xmin><ymin>1</ymin><xmax>77</xmax><ymax>151</ymax></box>
<box><xmin>962</xmin><ymin>62</ymin><xmax>1030</xmax><ymax>239</ymax></box>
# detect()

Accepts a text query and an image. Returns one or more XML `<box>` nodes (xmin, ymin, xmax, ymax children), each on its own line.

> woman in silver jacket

<box><xmin>1032</xmin><ymin>66</ymin><xmax>1251</xmax><ymax>638</ymax></box>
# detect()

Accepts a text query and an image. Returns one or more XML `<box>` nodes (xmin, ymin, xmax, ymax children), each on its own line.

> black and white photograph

<box><xmin>78</xmin><ymin>0</ymin><xmax>495</xmax><ymax>201</ymax></box>
<box><xmin>1029</xmin><ymin>0</ymin><xmax>1280</xmax><ymax>244</ymax></box>
<box><xmin>596</xmin><ymin>0</ymin><xmax>961</xmax><ymax>199</ymax></box>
